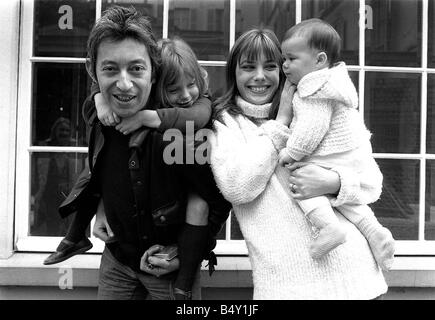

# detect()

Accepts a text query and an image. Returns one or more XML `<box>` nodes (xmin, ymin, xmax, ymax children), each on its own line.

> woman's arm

<box><xmin>210</xmin><ymin>113</ymin><xmax>290</xmax><ymax>205</ymax></box>
<box><xmin>286</xmin><ymin>157</ymin><xmax>383</xmax><ymax>206</ymax></box>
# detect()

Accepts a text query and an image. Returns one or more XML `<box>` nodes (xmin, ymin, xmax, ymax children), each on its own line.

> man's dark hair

<box><xmin>86</xmin><ymin>5</ymin><xmax>160</xmax><ymax>81</ymax></box>
<box><xmin>283</xmin><ymin>18</ymin><xmax>341</xmax><ymax>67</ymax></box>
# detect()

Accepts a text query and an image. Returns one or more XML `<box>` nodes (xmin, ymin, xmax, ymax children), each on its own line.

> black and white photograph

<box><xmin>0</xmin><ymin>0</ymin><xmax>434</xmax><ymax>305</ymax></box>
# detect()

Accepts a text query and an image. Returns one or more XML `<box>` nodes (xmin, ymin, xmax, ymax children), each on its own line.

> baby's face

<box><xmin>281</xmin><ymin>36</ymin><xmax>320</xmax><ymax>85</ymax></box>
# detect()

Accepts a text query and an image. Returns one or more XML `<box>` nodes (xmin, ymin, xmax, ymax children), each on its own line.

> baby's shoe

<box><xmin>358</xmin><ymin>217</ymin><xmax>395</xmax><ymax>271</ymax></box>
<box><xmin>309</xmin><ymin>223</ymin><xmax>347</xmax><ymax>259</ymax></box>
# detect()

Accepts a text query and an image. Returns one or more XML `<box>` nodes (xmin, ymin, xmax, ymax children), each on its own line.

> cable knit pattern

<box><xmin>209</xmin><ymin>98</ymin><xmax>387</xmax><ymax>299</ymax></box>
<box><xmin>286</xmin><ymin>62</ymin><xmax>370</xmax><ymax>160</ymax></box>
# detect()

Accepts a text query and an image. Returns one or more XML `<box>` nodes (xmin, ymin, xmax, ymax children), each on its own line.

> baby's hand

<box><xmin>95</xmin><ymin>93</ymin><xmax>120</xmax><ymax>126</ymax></box>
<box><xmin>278</xmin><ymin>149</ymin><xmax>295</xmax><ymax>167</ymax></box>
<box><xmin>115</xmin><ymin>113</ymin><xmax>143</xmax><ymax>135</ymax></box>
<box><xmin>276</xmin><ymin>80</ymin><xmax>296</xmax><ymax>126</ymax></box>
<box><xmin>280</xmin><ymin>79</ymin><xmax>296</xmax><ymax>105</ymax></box>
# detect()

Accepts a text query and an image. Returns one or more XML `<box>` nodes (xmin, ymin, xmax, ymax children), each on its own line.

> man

<box><xmin>54</xmin><ymin>6</ymin><xmax>230</xmax><ymax>300</ymax></box>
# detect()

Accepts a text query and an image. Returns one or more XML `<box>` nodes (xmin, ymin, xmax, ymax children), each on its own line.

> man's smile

<box><xmin>113</xmin><ymin>94</ymin><xmax>136</xmax><ymax>102</ymax></box>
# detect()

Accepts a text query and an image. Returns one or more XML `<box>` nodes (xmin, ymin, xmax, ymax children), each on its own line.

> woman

<box><xmin>209</xmin><ymin>28</ymin><xmax>388</xmax><ymax>299</ymax></box>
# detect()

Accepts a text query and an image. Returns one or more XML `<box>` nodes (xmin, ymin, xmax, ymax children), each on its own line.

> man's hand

<box><xmin>92</xmin><ymin>199</ymin><xmax>115</xmax><ymax>242</ymax></box>
<box><xmin>140</xmin><ymin>244</ymin><xmax>180</xmax><ymax>277</ymax></box>
<box><xmin>95</xmin><ymin>93</ymin><xmax>120</xmax><ymax>126</ymax></box>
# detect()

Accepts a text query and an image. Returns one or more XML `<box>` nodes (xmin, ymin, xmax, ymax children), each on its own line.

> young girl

<box><xmin>44</xmin><ymin>37</ymin><xmax>215</xmax><ymax>300</ymax></box>
<box><xmin>209</xmin><ymin>28</ymin><xmax>387</xmax><ymax>299</ymax></box>
<box><xmin>277</xmin><ymin>19</ymin><xmax>395</xmax><ymax>270</ymax></box>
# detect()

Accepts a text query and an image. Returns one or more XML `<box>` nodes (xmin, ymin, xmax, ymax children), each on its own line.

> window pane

<box><xmin>168</xmin><ymin>0</ymin><xmax>230</xmax><ymax>61</ymax></box>
<box><xmin>364</xmin><ymin>72</ymin><xmax>420</xmax><ymax>153</ymax></box>
<box><xmin>202</xmin><ymin>65</ymin><xmax>225</xmax><ymax>98</ymax></box>
<box><xmin>102</xmin><ymin>0</ymin><xmax>163</xmax><ymax>39</ymax></box>
<box><xmin>349</xmin><ymin>70</ymin><xmax>359</xmax><ymax>92</ymax></box>
<box><xmin>301</xmin><ymin>0</ymin><xmax>359</xmax><ymax>65</ymax></box>
<box><xmin>426</xmin><ymin>161</ymin><xmax>435</xmax><ymax>240</ymax></box>
<box><xmin>365</xmin><ymin>0</ymin><xmax>421</xmax><ymax>67</ymax></box>
<box><xmin>427</xmin><ymin>75</ymin><xmax>435</xmax><ymax>154</ymax></box>
<box><xmin>30</xmin><ymin>152</ymin><xmax>88</xmax><ymax>236</ymax></box>
<box><xmin>427</xmin><ymin>0</ymin><xmax>435</xmax><ymax>67</ymax></box>
<box><xmin>34</xmin><ymin>0</ymin><xmax>96</xmax><ymax>57</ymax></box>
<box><xmin>372</xmin><ymin>159</ymin><xmax>419</xmax><ymax>240</ymax></box>
<box><xmin>32</xmin><ymin>63</ymin><xmax>90</xmax><ymax>147</ymax></box>
<box><xmin>236</xmin><ymin>0</ymin><xmax>296</xmax><ymax>42</ymax></box>
<box><xmin>230</xmin><ymin>212</ymin><xmax>243</xmax><ymax>240</ymax></box>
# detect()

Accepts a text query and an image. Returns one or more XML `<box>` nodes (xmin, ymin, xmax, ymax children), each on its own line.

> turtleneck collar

<box><xmin>236</xmin><ymin>96</ymin><xmax>272</xmax><ymax>119</ymax></box>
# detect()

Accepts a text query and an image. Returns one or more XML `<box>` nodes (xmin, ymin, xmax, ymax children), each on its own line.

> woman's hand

<box><xmin>140</xmin><ymin>244</ymin><xmax>180</xmax><ymax>277</ymax></box>
<box><xmin>286</xmin><ymin>162</ymin><xmax>341</xmax><ymax>200</ymax></box>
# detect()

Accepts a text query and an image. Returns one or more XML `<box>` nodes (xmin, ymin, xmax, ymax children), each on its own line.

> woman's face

<box><xmin>235</xmin><ymin>53</ymin><xmax>280</xmax><ymax>105</ymax></box>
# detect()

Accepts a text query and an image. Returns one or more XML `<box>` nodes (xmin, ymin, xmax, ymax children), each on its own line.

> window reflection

<box><xmin>202</xmin><ymin>66</ymin><xmax>225</xmax><ymax>98</ymax></box>
<box><xmin>427</xmin><ymin>75</ymin><xmax>435</xmax><ymax>154</ymax></box>
<box><xmin>30</xmin><ymin>151</ymin><xmax>87</xmax><ymax>236</ymax></box>
<box><xmin>34</xmin><ymin>0</ymin><xmax>95</xmax><ymax>57</ymax></box>
<box><xmin>426</xmin><ymin>161</ymin><xmax>435</xmax><ymax>240</ymax></box>
<box><xmin>236</xmin><ymin>0</ymin><xmax>295</xmax><ymax>42</ymax></box>
<box><xmin>372</xmin><ymin>159</ymin><xmax>419</xmax><ymax>240</ymax></box>
<box><xmin>169</xmin><ymin>0</ymin><xmax>230</xmax><ymax>61</ymax></box>
<box><xmin>365</xmin><ymin>0</ymin><xmax>421</xmax><ymax>67</ymax></box>
<box><xmin>301</xmin><ymin>0</ymin><xmax>359</xmax><ymax>65</ymax></box>
<box><xmin>364</xmin><ymin>72</ymin><xmax>420</xmax><ymax>153</ymax></box>
<box><xmin>32</xmin><ymin>63</ymin><xmax>90</xmax><ymax>147</ymax></box>
<box><xmin>102</xmin><ymin>0</ymin><xmax>164</xmax><ymax>39</ymax></box>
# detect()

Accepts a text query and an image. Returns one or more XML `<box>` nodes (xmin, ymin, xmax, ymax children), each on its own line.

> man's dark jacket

<box><xmin>58</xmin><ymin>95</ymin><xmax>231</xmax><ymax>270</ymax></box>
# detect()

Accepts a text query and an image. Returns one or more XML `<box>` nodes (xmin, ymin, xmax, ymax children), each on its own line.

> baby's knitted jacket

<box><xmin>286</xmin><ymin>62</ymin><xmax>370</xmax><ymax>161</ymax></box>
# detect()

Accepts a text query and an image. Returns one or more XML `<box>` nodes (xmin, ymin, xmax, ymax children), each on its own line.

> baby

<box><xmin>278</xmin><ymin>18</ymin><xmax>395</xmax><ymax>270</ymax></box>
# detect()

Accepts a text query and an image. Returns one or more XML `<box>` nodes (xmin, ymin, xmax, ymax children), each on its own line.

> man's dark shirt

<box><xmin>59</xmin><ymin>95</ymin><xmax>231</xmax><ymax>272</ymax></box>
<box><xmin>96</xmin><ymin>126</ymin><xmax>145</xmax><ymax>268</ymax></box>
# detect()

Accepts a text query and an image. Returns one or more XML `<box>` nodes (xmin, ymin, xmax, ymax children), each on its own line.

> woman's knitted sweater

<box><xmin>209</xmin><ymin>98</ymin><xmax>387</xmax><ymax>299</ymax></box>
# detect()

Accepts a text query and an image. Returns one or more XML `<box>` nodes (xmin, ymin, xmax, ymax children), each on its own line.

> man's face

<box><xmin>94</xmin><ymin>38</ymin><xmax>154</xmax><ymax>118</ymax></box>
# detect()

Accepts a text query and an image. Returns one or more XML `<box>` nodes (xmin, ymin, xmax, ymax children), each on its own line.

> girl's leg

<box><xmin>43</xmin><ymin>199</ymin><xmax>100</xmax><ymax>265</ymax></box>
<box><xmin>174</xmin><ymin>193</ymin><xmax>209</xmax><ymax>299</ymax></box>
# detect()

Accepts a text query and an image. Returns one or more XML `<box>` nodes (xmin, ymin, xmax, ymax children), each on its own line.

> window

<box><xmin>16</xmin><ymin>0</ymin><xmax>435</xmax><ymax>256</ymax></box>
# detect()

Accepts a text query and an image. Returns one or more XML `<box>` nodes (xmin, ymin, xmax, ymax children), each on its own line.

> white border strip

<box><xmin>28</xmin><ymin>146</ymin><xmax>88</xmax><ymax>153</ymax></box>
<box><xmin>30</xmin><ymin>57</ymin><xmax>86</xmax><ymax>63</ymax></box>
<box><xmin>15</xmin><ymin>0</ymin><xmax>34</xmax><ymax>246</ymax></box>
<box><xmin>162</xmin><ymin>0</ymin><xmax>169</xmax><ymax>39</ymax></box>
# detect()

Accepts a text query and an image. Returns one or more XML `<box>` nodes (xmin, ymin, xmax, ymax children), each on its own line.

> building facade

<box><xmin>1</xmin><ymin>0</ymin><xmax>435</xmax><ymax>299</ymax></box>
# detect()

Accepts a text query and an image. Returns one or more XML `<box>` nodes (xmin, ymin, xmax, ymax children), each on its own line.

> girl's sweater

<box><xmin>209</xmin><ymin>97</ymin><xmax>387</xmax><ymax>299</ymax></box>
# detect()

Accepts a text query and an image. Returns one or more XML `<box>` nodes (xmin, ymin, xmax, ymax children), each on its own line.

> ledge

<box><xmin>1</xmin><ymin>253</ymin><xmax>435</xmax><ymax>288</ymax></box>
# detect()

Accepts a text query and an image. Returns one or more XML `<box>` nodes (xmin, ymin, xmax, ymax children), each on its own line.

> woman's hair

<box><xmin>155</xmin><ymin>37</ymin><xmax>207</xmax><ymax>107</ymax></box>
<box><xmin>282</xmin><ymin>18</ymin><xmax>341</xmax><ymax>67</ymax></box>
<box><xmin>212</xmin><ymin>28</ymin><xmax>285</xmax><ymax>122</ymax></box>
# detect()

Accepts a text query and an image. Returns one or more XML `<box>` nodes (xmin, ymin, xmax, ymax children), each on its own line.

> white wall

<box><xmin>0</xmin><ymin>0</ymin><xmax>20</xmax><ymax>259</ymax></box>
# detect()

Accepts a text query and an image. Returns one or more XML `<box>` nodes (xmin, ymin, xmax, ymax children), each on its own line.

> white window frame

<box><xmin>14</xmin><ymin>0</ymin><xmax>435</xmax><ymax>256</ymax></box>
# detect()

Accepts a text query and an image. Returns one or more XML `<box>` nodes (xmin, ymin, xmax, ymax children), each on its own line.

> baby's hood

<box><xmin>297</xmin><ymin>62</ymin><xmax>359</xmax><ymax>109</ymax></box>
